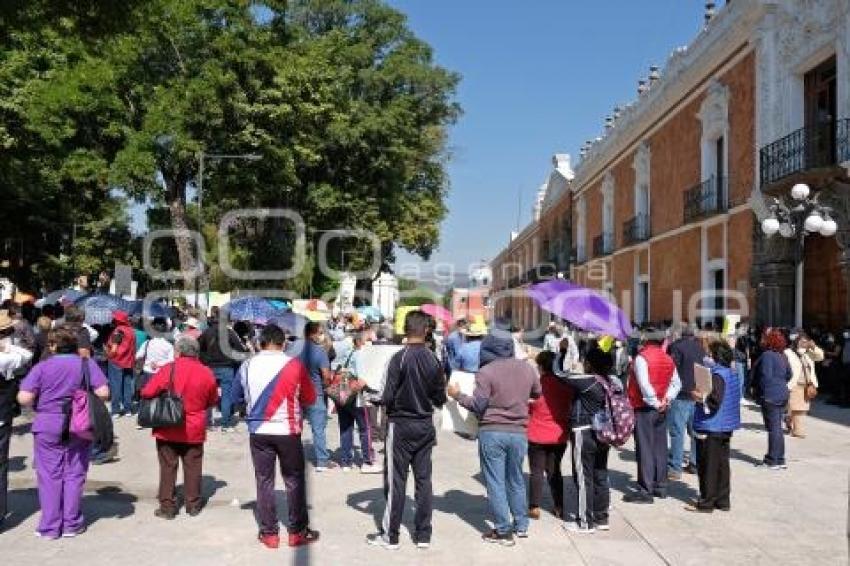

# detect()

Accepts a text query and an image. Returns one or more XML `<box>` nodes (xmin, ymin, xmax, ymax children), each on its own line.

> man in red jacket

<box><xmin>141</xmin><ymin>337</ymin><xmax>219</xmax><ymax>519</ymax></box>
<box><xmin>106</xmin><ymin>311</ymin><xmax>137</xmax><ymax>416</ymax></box>
<box><xmin>624</xmin><ymin>328</ymin><xmax>681</xmax><ymax>504</ymax></box>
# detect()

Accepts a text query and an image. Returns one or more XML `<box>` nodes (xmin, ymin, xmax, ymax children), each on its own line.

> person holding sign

<box><xmin>448</xmin><ymin>331</ymin><xmax>541</xmax><ymax>547</ymax></box>
<box><xmin>686</xmin><ymin>340</ymin><xmax>741</xmax><ymax>513</ymax></box>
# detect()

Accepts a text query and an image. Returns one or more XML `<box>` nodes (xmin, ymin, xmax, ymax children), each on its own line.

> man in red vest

<box><xmin>623</xmin><ymin>327</ymin><xmax>681</xmax><ymax>503</ymax></box>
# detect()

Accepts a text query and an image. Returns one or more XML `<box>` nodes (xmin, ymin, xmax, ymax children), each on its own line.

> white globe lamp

<box><xmin>761</xmin><ymin>217</ymin><xmax>780</xmax><ymax>236</ymax></box>
<box><xmin>820</xmin><ymin>217</ymin><xmax>837</xmax><ymax>237</ymax></box>
<box><xmin>804</xmin><ymin>213</ymin><xmax>824</xmax><ymax>233</ymax></box>
<box><xmin>791</xmin><ymin>183</ymin><xmax>810</xmax><ymax>200</ymax></box>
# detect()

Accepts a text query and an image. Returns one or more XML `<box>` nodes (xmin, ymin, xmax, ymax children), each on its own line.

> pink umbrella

<box><xmin>420</xmin><ymin>303</ymin><xmax>453</xmax><ymax>326</ymax></box>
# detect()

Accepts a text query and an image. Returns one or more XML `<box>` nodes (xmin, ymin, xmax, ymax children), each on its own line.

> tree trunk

<box><xmin>166</xmin><ymin>180</ymin><xmax>199</xmax><ymax>291</ymax></box>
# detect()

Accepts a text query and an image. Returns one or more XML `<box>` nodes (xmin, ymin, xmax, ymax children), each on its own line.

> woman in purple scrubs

<box><xmin>17</xmin><ymin>326</ymin><xmax>109</xmax><ymax>539</ymax></box>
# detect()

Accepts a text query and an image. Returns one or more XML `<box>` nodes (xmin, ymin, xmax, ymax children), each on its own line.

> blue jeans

<box><xmin>338</xmin><ymin>405</ymin><xmax>373</xmax><ymax>466</ymax></box>
<box><xmin>667</xmin><ymin>399</ymin><xmax>695</xmax><ymax>473</ymax></box>
<box><xmin>305</xmin><ymin>398</ymin><xmax>329</xmax><ymax>467</ymax></box>
<box><xmin>107</xmin><ymin>362</ymin><xmax>134</xmax><ymax>415</ymax></box>
<box><xmin>761</xmin><ymin>402</ymin><xmax>786</xmax><ymax>465</ymax></box>
<box><xmin>478</xmin><ymin>430</ymin><xmax>528</xmax><ymax>535</ymax></box>
<box><xmin>212</xmin><ymin>366</ymin><xmax>236</xmax><ymax>427</ymax></box>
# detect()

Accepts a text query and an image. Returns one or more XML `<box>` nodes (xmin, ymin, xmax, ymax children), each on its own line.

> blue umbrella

<box><xmin>357</xmin><ymin>305</ymin><xmax>382</xmax><ymax>321</ymax></box>
<box><xmin>267</xmin><ymin>299</ymin><xmax>291</xmax><ymax>311</ymax></box>
<box><xmin>267</xmin><ymin>312</ymin><xmax>308</xmax><ymax>337</ymax></box>
<box><xmin>226</xmin><ymin>296</ymin><xmax>281</xmax><ymax>325</ymax></box>
<box><xmin>36</xmin><ymin>289</ymin><xmax>84</xmax><ymax>307</ymax></box>
<box><xmin>129</xmin><ymin>299</ymin><xmax>170</xmax><ymax>319</ymax></box>
<box><xmin>75</xmin><ymin>293</ymin><xmax>135</xmax><ymax>314</ymax></box>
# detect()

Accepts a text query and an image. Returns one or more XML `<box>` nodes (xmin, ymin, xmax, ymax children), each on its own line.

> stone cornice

<box><xmin>572</xmin><ymin>0</ymin><xmax>765</xmax><ymax>194</ymax></box>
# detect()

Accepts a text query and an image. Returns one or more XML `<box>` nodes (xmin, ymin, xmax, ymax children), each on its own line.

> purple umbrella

<box><xmin>528</xmin><ymin>280</ymin><xmax>632</xmax><ymax>339</ymax></box>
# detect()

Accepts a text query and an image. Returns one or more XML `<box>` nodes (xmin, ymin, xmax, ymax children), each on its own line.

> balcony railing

<box><xmin>760</xmin><ymin>118</ymin><xmax>850</xmax><ymax>187</ymax></box>
<box><xmin>592</xmin><ymin>232</ymin><xmax>613</xmax><ymax>257</ymax></box>
<box><xmin>622</xmin><ymin>214</ymin><xmax>650</xmax><ymax>246</ymax></box>
<box><xmin>683</xmin><ymin>176</ymin><xmax>727</xmax><ymax>223</ymax></box>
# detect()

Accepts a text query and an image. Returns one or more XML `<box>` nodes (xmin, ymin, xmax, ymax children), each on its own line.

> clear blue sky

<box><xmin>389</xmin><ymin>0</ymin><xmax>714</xmax><ymax>282</ymax></box>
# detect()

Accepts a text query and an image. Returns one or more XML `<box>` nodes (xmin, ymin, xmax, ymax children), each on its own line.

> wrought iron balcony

<box><xmin>525</xmin><ymin>263</ymin><xmax>557</xmax><ymax>284</ymax></box>
<box><xmin>760</xmin><ymin>118</ymin><xmax>850</xmax><ymax>187</ymax></box>
<box><xmin>683</xmin><ymin>176</ymin><xmax>727</xmax><ymax>223</ymax></box>
<box><xmin>592</xmin><ymin>232</ymin><xmax>613</xmax><ymax>257</ymax></box>
<box><xmin>622</xmin><ymin>214</ymin><xmax>650</xmax><ymax>246</ymax></box>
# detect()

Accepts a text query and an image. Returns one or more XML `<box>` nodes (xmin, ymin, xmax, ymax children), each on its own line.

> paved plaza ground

<box><xmin>2</xmin><ymin>400</ymin><xmax>849</xmax><ymax>566</ymax></box>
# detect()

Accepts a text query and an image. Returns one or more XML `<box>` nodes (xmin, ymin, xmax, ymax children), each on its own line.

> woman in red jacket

<box><xmin>140</xmin><ymin>336</ymin><xmax>219</xmax><ymax>519</ymax></box>
<box><xmin>527</xmin><ymin>350</ymin><xmax>573</xmax><ymax>519</ymax></box>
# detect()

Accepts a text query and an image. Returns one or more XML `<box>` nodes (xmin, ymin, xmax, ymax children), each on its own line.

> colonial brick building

<box><xmin>491</xmin><ymin>0</ymin><xmax>850</xmax><ymax>333</ymax></box>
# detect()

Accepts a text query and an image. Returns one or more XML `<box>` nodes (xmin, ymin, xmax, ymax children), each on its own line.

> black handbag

<box><xmin>137</xmin><ymin>362</ymin><xmax>185</xmax><ymax>428</ymax></box>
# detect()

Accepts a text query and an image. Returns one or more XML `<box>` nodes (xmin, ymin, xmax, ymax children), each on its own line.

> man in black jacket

<box><xmin>198</xmin><ymin>311</ymin><xmax>248</xmax><ymax>430</ymax></box>
<box><xmin>367</xmin><ymin>311</ymin><xmax>446</xmax><ymax>551</ymax></box>
<box><xmin>666</xmin><ymin>324</ymin><xmax>704</xmax><ymax>478</ymax></box>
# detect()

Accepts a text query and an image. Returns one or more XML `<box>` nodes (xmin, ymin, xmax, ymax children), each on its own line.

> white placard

<box><xmin>357</xmin><ymin>345</ymin><xmax>404</xmax><ymax>390</ymax></box>
<box><xmin>441</xmin><ymin>370</ymin><xmax>479</xmax><ymax>437</ymax></box>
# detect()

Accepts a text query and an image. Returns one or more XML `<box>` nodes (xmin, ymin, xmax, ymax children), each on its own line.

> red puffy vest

<box><xmin>627</xmin><ymin>344</ymin><xmax>675</xmax><ymax>409</ymax></box>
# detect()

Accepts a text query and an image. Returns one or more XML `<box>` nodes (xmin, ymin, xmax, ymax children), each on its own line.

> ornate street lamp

<box><xmin>760</xmin><ymin>183</ymin><xmax>837</xmax><ymax>327</ymax></box>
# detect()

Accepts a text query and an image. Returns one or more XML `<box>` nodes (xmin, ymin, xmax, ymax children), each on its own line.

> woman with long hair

<box><xmin>783</xmin><ymin>331</ymin><xmax>823</xmax><ymax>438</ymax></box>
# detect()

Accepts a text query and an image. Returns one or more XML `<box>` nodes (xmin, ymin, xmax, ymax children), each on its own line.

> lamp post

<box><xmin>195</xmin><ymin>151</ymin><xmax>262</xmax><ymax>308</ymax></box>
<box><xmin>760</xmin><ymin>183</ymin><xmax>837</xmax><ymax>328</ymax></box>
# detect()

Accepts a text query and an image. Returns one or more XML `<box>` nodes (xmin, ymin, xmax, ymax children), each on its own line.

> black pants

<box><xmin>249</xmin><ymin>434</ymin><xmax>308</xmax><ymax>535</ymax></box>
<box><xmin>695</xmin><ymin>432</ymin><xmax>732</xmax><ymax>509</ymax></box>
<box><xmin>570</xmin><ymin>428</ymin><xmax>610</xmax><ymax>527</ymax></box>
<box><xmin>382</xmin><ymin>419</ymin><xmax>435</xmax><ymax>544</ymax></box>
<box><xmin>367</xmin><ymin>404</ymin><xmax>386</xmax><ymax>443</ymax></box>
<box><xmin>0</xmin><ymin>377</ymin><xmax>19</xmax><ymax>523</ymax></box>
<box><xmin>634</xmin><ymin>407</ymin><xmax>668</xmax><ymax>495</ymax></box>
<box><xmin>0</xmin><ymin>423</ymin><xmax>10</xmax><ymax>522</ymax></box>
<box><xmin>528</xmin><ymin>442</ymin><xmax>566</xmax><ymax>512</ymax></box>
<box><xmin>761</xmin><ymin>402</ymin><xmax>786</xmax><ymax>465</ymax></box>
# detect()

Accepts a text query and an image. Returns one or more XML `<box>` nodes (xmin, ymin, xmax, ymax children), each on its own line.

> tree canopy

<box><xmin>0</xmin><ymin>0</ymin><xmax>460</xmax><ymax>293</ymax></box>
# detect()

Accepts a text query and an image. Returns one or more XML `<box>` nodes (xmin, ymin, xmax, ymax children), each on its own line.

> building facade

<box><xmin>491</xmin><ymin>0</ymin><xmax>850</xmax><ymax>332</ymax></box>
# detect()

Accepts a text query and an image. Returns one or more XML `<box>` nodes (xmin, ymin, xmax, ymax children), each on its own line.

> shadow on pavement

<box><xmin>346</xmin><ymin>486</ymin><xmax>490</xmax><ymax>535</ymax></box>
<box><xmin>808</xmin><ymin>400</ymin><xmax>850</xmax><ymax>427</ymax></box>
<box><xmin>3</xmin><ymin>484</ymin><xmax>138</xmax><ymax>532</ymax></box>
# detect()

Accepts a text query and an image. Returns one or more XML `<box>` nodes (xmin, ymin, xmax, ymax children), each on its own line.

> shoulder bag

<box><xmin>137</xmin><ymin>362</ymin><xmax>185</xmax><ymax>428</ymax></box>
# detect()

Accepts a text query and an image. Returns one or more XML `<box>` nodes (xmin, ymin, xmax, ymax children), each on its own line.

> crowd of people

<box><xmin>0</xmin><ymin>295</ymin><xmax>841</xmax><ymax>551</ymax></box>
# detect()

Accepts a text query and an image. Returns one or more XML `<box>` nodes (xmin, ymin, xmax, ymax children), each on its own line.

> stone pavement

<box><xmin>2</xmin><ymin>400</ymin><xmax>849</xmax><ymax>566</ymax></box>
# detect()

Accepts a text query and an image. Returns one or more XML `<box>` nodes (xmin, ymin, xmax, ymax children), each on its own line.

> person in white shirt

<box><xmin>0</xmin><ymin>310</ymin><xmax>34</xmax><ymax>530</ymax></box>
<box><xmin>136</xmin><ymin>318</ymin><xmax>175</xmax><ymax>388</ymax></box>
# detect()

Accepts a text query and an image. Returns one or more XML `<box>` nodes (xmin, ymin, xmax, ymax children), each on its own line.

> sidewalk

<box><xmin>2</xmin><ymin>399</ymin><xmax>848</xmax><ymax>565</ymax></box>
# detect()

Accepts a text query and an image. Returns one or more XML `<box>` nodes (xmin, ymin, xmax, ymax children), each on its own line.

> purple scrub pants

<box><xmin>34</xmin><ymin>432</ymin><xmax>91</xmax><ymax>538</ymax></box>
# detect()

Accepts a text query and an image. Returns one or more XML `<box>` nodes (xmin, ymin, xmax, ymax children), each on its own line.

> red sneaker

<box><xmin>258</xmin><ymin>533</ymin><xmax>280</xmax><ymax>549</ymax></box>
<box><xmin>288</xmin><ymin>528</ymin><xmax>320</xmax><ymax>547</ymax></box>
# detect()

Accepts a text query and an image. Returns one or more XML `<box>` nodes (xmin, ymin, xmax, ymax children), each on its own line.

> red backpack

<box><xmin>592</xmin><ymin>375</ymin><xmax>635</xmax><ymax>447</ymax></box>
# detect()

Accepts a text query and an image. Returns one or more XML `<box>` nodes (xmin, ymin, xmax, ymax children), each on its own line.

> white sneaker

<box><xmin>562</xmin><ymin>522</ymin><xmax>595</xmax><ymax>535</ymax></box>
<box><xmin>415</xmin><ymin>541</ymin><xmax>431</xmax><ymax>549</ymax></box>
<box><xmin>360</xmin><ymin>464</ymin><xmax>382</xmax><ymax>474</ymax></box>
<box><xmin>315</xmin><ymin>466</ymin><xmax>329</xmax><ymax>473</ymax></box>
<box><xmin>366</xmin><ymin>533</ymin><xmax>399</xmax><ymax>550</ymax></box>
<box><xmin>341</xmin><ymin>466</ymin><xmax>353</xmax><ymax>473</ymax></box>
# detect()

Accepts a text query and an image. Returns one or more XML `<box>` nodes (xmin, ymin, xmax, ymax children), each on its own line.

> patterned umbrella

<box><xmin>225</xmin><ymin>296</ymin><xmax>281</xmax><ymax>325</ymax></box>
<box><xmin>75</xmin><ymin>293</ymin><xmax>135</xmax><ymax>314</ymax></box>
<box><xmin>528</xmin><ymin>280</ymin><xmax>632</xmax><ymax>340</ymax></box>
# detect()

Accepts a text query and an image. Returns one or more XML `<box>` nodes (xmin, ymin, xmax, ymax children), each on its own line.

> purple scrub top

<box><xmin>20</xmin><ymin>355</ymin><xmax>108</xmax><ymax>436</ymax></box>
